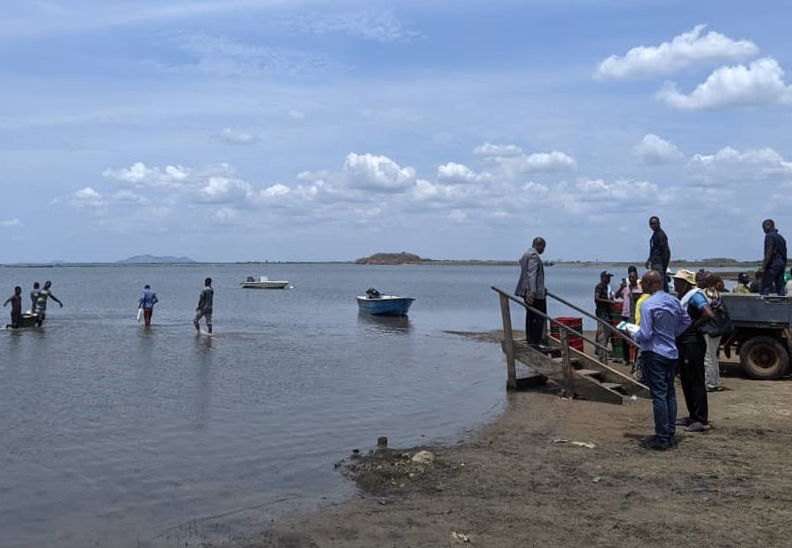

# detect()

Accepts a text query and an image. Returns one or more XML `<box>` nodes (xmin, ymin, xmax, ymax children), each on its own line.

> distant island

<box><xmin>353</xmin><ymin>252</ymin><xmax>766</xmax><ymax>268</ymax></box>
<box><xmin>355</xmin><ymin>252</ymin><xmax>424</xmax><ymax>265</ymax></box>
<box><xmin>116</xmin><ymin>254</ymin><xmax>196</xmax><ymax>264</ymax></box>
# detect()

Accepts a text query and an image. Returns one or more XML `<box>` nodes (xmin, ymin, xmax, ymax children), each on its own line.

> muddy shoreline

<box><xmin>211</xmin><ymin>334</ymin><xmax>792</xmax><ymax>548</ymax></box>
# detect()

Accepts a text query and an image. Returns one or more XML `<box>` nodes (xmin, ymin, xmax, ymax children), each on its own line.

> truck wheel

<box><xmin>739</xmin><ymin>336</ymin><xmax>790</xmax><ymax>380</ymax></box>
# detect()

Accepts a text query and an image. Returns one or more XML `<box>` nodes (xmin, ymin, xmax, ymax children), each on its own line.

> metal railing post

<box><xmin>559</xmin><ymin>330</ymin><xmax>574</xmax><ymax>398</ymax></box>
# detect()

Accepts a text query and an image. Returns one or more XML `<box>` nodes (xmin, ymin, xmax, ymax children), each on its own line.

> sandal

<box><xmin>685</xmin><ymin>421</ymin><xmax>711</xmax><ymax>432</ymax></box>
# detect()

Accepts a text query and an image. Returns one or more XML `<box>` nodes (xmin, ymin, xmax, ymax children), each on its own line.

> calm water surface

<box><xmin>0</xmin><ymin>264</ymin><xmax>617</xmax><ymax>548</ymax></box>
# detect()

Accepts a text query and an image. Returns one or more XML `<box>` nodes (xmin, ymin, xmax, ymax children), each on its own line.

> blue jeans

<box><xmin>640</xmin><ymin>351</ymin><xmax>677</xmax><ymax>442</ymax></box>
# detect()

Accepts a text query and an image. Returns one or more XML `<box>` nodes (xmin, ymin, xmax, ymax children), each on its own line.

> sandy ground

<box><xmin>212</xmin><ymin>336</ymin><xmax>792</xmax><ymax>548</ymax></box>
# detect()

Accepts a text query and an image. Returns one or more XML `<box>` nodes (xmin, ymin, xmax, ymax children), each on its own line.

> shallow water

<box><xmin>0</xmin><ymin>263</ymin><xmax>624</xmax><ymax>547</ymax></box>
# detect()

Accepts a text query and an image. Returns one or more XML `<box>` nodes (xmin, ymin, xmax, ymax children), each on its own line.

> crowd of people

<box><xmin>3</xmin><ymin>280</ymin><xmax>63</xmax><ymax>328</ymax></box>
<box><xmin>3</xmin><ymin>278</ymin><xmax>214</xmax><ymax>334</ymax></box>
<box><xmin>516</xmin><ymin>216</ymin><xmax>790</xmax><ymax>451</ymax></box>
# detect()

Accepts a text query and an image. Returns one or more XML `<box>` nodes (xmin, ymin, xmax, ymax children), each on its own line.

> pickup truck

<box><xmin>720</xmin><ymin>293</ymin><xmax>792</xmax><ymax>379</ymax></box>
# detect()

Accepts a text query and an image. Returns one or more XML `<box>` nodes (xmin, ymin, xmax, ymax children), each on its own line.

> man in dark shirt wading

<box><xmin>194</xmin><ymin>278</ymin><xmax>214</xmax><ymax>334</ymax></box>
<box><xmin>4</xmin><ymin>286</ymin><xmax>23</xmax><ymax>328</ymax></box>
<box><xmin>761</xmin><ymin>219</ymin><xmax>787</xmax><ymax>296</ymax></box>
<box><xmin>645</xmin><ymin>216</ymin><xmax>671</xmax><ymax>292</ymax></box>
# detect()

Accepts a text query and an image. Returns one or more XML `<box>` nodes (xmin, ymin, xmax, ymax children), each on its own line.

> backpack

<box><xmin>700</xmin><ymin>296</ymin><xmax>733</xmax><ymax>338</ymax></box>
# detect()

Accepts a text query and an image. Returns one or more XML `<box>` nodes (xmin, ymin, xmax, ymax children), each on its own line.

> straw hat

<box><xmin>671</xmin><ymin>269</ymin><xmax>697</xmax><ymax>286</ymax></box>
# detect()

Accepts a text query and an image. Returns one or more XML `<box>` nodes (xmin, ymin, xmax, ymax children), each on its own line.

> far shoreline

<box><xmin>0</xmin><ymin>260</ymin><xmax>766</xmax><ymax>269</ymax></box>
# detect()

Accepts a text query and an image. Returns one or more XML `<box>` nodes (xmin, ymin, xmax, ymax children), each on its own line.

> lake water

<box><xmin>0</xmin><ymin>264</ymin><xmax>659</xmax><ymax>547</ymax></box>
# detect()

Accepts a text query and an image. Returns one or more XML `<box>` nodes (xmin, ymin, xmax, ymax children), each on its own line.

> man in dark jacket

<box><xmin>761</xmin><ymin>219</ymin><xmax>787</xmax><ymax>295</ymax></box>
<box><xmin>646</xmin><ymin>216</ymin><xmax>671</xmax><ymax>292</ymax></box>
<box><xmin>515</xmin><ymin>237</ymin><xmax>548</xmax><ymax>350</ymax></box>
<box><xmin>672</xmin><ymin>270</ymin><xmax>714</xmax><ymax>433</ymax></box>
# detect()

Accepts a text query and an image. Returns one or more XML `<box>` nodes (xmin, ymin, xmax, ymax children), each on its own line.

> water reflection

<box><xmin>194</xmin><ymin>334</ymin><xmax>214</xmax><ymax>431</ymax></box>
<box><xmin>357</xmin><ymin>312</ymin><xmax>412</xmax><ymax>334</ymax></box>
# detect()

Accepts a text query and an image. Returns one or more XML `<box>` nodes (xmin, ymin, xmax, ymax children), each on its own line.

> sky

<box><xmin>1</xmin><ymin>0</ymin><xmax>791</xmax><ymax>263</ymax></box>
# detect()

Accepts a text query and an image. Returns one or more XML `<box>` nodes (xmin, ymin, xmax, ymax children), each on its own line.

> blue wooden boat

<box><xmin>356</xmin><ymin>290</ymin><xmax>415</xmax><ymax>316</ymax></box>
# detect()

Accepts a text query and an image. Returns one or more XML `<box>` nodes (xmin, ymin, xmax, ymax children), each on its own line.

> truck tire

<box><xmin>739</xmin><ymin>336</ymin><xmax>790</xmax><ymax>380</ymax></box>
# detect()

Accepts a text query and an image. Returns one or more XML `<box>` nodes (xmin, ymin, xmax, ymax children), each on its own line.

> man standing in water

<box><xmin>34</xmin><ymin>280</ymin><xmax>63</xmax><ymax>327</ymax></box>
<box><xmin>645</xmin><ymin>216</ymin><xmax>671</xmax><ymax>292</ymax></box>
<box><xmin>138</xmin><ymin>284</ymin><xmax>159</xmax><ymax>327</ymax></box>
<box><xmin>515</xmin><ymin>237</ymin><xmax>548</xmax><ymax>350</ymax></box>
<box><xmin>4</xmin><ymin>286</ymin><xmax>23</xmax><ymax>328</ymax></box>
<box><xmin>194</xmin><ymin>277</ymin><xmax>213</xmax><ymax>334</ymax></box>
<box><xmin>30</xmin><ymin>282</ymin><xmax>40</xmax><ymax>312</ymax></box>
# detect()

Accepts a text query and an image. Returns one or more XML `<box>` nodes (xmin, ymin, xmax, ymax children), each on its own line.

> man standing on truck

<box><xmin>761</xmin><ymin>219</ymin><xmax>787</xmax><ymax>296</ymax></box>
<box><xmin>646</xmin><ymin>216</ymin><xmax>671</xmax><ymax>292</ymax></box>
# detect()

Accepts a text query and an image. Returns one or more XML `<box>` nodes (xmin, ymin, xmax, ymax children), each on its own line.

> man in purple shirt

<box><xmin>632</xmin><ymin>271</ymin><xmax>691</xmax><ymax>450</ymax></box>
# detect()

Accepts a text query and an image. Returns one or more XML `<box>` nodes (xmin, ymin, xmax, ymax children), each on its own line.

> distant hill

<box><xmin>355</xmin><ymin>252</ymin><xmax>424</xmax><ymax>265</ymax></box>
<box><xmin>117</xmin><ymin>255</ymin><xmax>196</xmax><ymax>264</ymax></box>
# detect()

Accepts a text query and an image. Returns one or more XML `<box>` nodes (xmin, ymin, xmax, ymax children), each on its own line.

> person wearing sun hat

<box><xmin>672</xmin><ymin>269</ymin><xmax>714</xmax><ymax>433</ymax></box>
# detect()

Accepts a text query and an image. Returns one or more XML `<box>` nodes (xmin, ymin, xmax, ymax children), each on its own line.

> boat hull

<box><xmin>240</xmin><ymin>281</ymin><xmax>290</xmax><ymax>289</ymax></box>
<box><xmin>356</xmin><ymin>296</ymin><xmax>415</xmax><ymax>316</ymax></box>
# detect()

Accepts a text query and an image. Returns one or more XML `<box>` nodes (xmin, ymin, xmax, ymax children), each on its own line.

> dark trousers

<box><xmin>525</xmin><ymin>298</ymin><xmax>547</xmax><ymax>345</ymax></box>
<box><xmin>761</xmin><ymin>267</ymin><xmax>786</xmax><ymax>295</ymax></box>
<box><xmin>678</xmin><ymin>338</ymin><xmax>708</xmax><ymax>424</ymax></box>
<box><xmin>143</xmin><ymin>307</ymin><xmax>153</xmax><ymax>327</ymax></box>
<box><xmin>640</xmin><ymin>351</ymin><xmax>677</xmax><ymax>442</ymax></box>
<box><xmin>651</xmin><ymin>263</ymin><xmax>668</xmax><ymax>292</ymax></box>
<box><xmin>9</xmin><ymin>310</ymin><xmax>21</xmax><ymax>328</ymax></box>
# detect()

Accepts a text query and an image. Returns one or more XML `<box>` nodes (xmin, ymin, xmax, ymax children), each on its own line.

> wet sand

<box><xmin>212</xmin><ymin>335</ymin><xmax>792</xmax><ymax>548</ymax></box>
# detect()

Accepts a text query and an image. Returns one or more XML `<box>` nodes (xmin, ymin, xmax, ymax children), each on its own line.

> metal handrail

<box><xmin>546</xmin><ymin>290</ymin><xmax>640</xmax><ymax>349</ymax></box>
<box><xmin>491</xmin><ymin>286</ymin><xmax>609</xmax><ymax>353</ymax></box>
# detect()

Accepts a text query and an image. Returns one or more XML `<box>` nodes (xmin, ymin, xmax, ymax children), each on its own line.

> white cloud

<box><xmin>103</xmin><ymin>162</ymin><xmax>234</xmax><ymax>189</ymax></box>
<box><xmin>657</xmin><ymin>58</ymin><xmax>792</xmax><ymax>111</ymax></box>
<box><xmin>1</xmin><ymin>218</ymin><xmax>21</xmax><ymax>228</ymax></box>
<box><xmin>522</xmin><ymin>182</ymin><xmax>550</xmax><ymax>197</ymax></box>
<box><xmin>289</xmin><ymin>10</ymin><xmax>422</xmax><ymax>43</ymax></box>
<box><xmin>596</xmin><ymin>24</ymin><xmax>758</xmax><ymax>80</ymax></box>
<box><xmin>448</xmin><ymin>209</ymin><xmax>467</xmax><ymax>222</ymax></box>
<box><xmin>212</xmin><ymin>207</ymin><xmax>239</xmax><ymax>224</ymax></box>
<box><xmin>688</xmin><ymin>146</ymin><xmax>792</xmax><ymax>183</ymax></box>
<box><xmin>68</xmin><ymin>187</ymin><xmax>106</xmax><ymax>210</ymax></box>
<box><xmin>218</xmin><ymin>127</ymin><xmax>258</xmax><ymax>145</ymax></box>
<box><xmin>112</xmin><ymin>190</ymin><xmax>149</xmax><ymax>205</ymax></box>
<box><xmin>494</xmin><ymin>151</ymin><xmax>577</xmax><ymax>177</ymax></box>
<box><xmin>553</xmin><ymin>178</ymin><xmax>665</xmax><ymax>215</ymax></box>
<box><xmin>262</xmin><ymin>183</ymin><xmax>291</xmax><ymax>197</ymax></box>
<box><xmin>288</xmin><ymin>109</ymin><xmax>305</xmax><ymax>120</ymax></box>
<box><xmin>436</xmin><ymin>162</ymin><xmax>489</xmax><ymax>184</ymax></box>
<box><xmin>632</xmin><ymin>134</ymin><xmax>684</xmax><ymax>165</ymax></box>
<box><xmin>198</xmin><ymin>177</ymin><xmax>253</xmax><ymax>204</ymax></box>
<box><xmin>343</xmin><ymin>153</ymin><xmax>416</xmax><ymax>193</ymax></box>
<box><xmin>472</xmin><ymin>143</ymin><xmax>524</xmax><ymax>158</ymax></box>
<box><xmin>164</xmin><ymin>34</ymin><xmax>344</xmax><ymax>78</ymax></box>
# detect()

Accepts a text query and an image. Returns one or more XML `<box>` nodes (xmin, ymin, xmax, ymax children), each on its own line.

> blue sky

<box><xmin>1</xmin><ymin>0</ymin><xmax>791</xmax><ymax>263</ymax></box>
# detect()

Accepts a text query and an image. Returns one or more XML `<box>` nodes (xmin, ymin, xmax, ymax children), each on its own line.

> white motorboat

<box><xmin>240</xmin><ymin>276</ymin><xmax>291</xmax><ymax>289</ymax></box>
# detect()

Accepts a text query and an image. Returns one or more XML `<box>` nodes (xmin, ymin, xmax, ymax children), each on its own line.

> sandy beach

<box><xmin>212</xmin><ymin>333</ymin><xmax>792</xmax><ymax>548</ymax></box>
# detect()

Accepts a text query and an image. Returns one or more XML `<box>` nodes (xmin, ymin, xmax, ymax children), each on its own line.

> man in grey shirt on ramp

<box><xmin>515</xmin><ymin>237</ymin><xmax>548</xmax><ymax>350</ymax></box>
